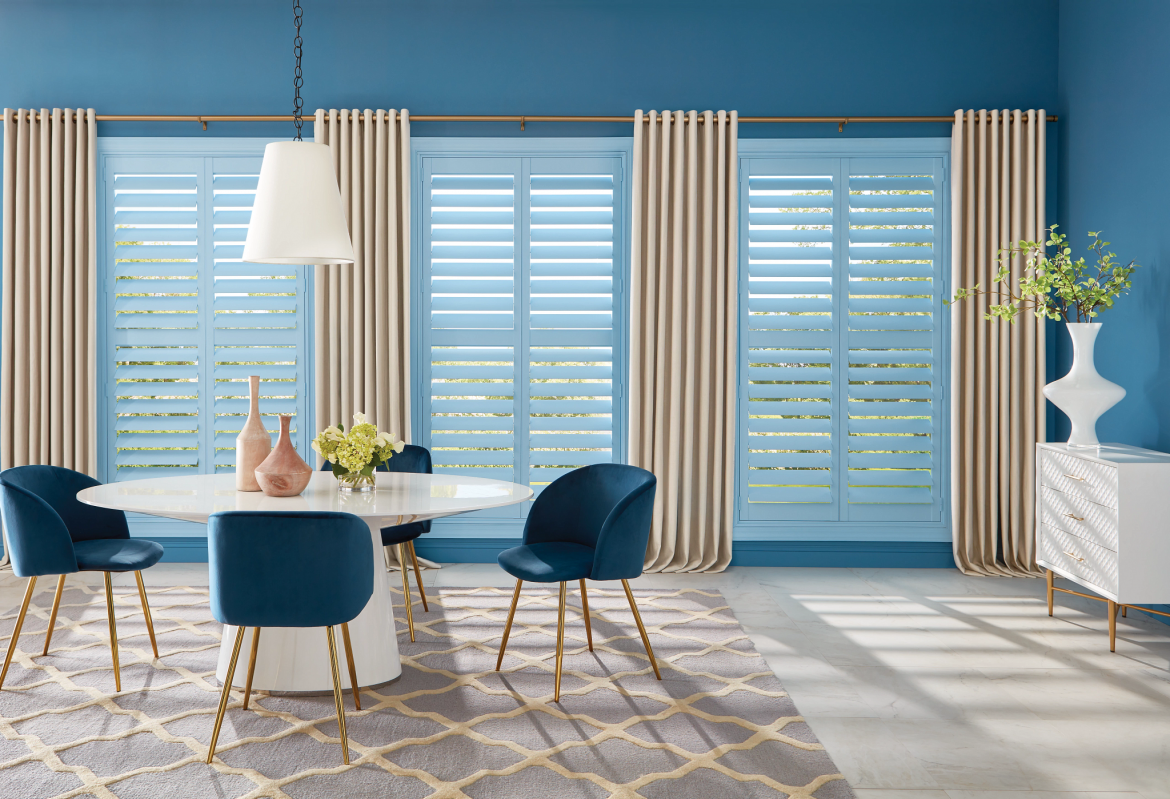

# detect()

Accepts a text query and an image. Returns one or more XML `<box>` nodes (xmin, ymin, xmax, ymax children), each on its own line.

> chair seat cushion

<box><xmin>497</xmin><ymin>542</ymin><xmax>594</xmax><ymax>583</ymax></box>
<box><xmin>73</xmin><ymin>538</ymin><xmax>165</xmax><ymax>572</ymax></box>
<box><xmin>380</xmin><ymin>521</ymin><xmax>425</xmax><ymax>547</ymax></box>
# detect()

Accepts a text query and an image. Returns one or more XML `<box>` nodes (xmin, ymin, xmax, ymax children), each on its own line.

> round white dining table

<box><xmin>77</xmin><ymin>471</ymin><xmax>532</xmax><ymax>692</ymax></box>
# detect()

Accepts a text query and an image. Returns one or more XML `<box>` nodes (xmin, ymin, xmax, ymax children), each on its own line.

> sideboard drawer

<box><xmin>1039</xmin><ymin>449</ymin><xmax>1118</xmax><ymax>508</ymax></box>
<box><xmin>1039</xmin><ymin>486</ymin><xmax>1118</xmax><ymax>551</ymax></box>
<box><xmin>1039</xmin><ymin>524</ymin><xmax>1119</xmax><ymax>594</ymax></box>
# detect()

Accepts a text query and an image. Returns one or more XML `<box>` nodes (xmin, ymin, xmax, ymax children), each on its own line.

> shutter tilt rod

<box><xmin>0</xmin><ymin>112</ymin><xmax>1059</xmax><ymax>127</ymax></box>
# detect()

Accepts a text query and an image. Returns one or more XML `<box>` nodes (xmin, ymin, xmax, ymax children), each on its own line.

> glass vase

<box><xmin>336</xmin><ymin>470</ymin><xmax>375</xmax><ymax>493</ymax></box>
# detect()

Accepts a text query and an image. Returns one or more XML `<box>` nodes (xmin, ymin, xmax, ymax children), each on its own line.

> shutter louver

<box><xmin>102</xmin><ymin>148</ymin><xmax>310</xmax><ymax>483</ymax></box>
<box><xmin>527</xmin><ymin>171</ymin><xmax>615</xmax><ymax>494</ymax></box>
<box><xmin>742</xmin><ymin>170</ymin><xmax>837</xmax><ymax>519</ymax></box>
<box><xmin>846</xmin><ymin>165</ymin><xmax>942</xmax><ymax>519</ymax></box>
<box><xmin>211</xmin><ymin>168</ymin><xmax>307</xmax><ymax>470</ymax></box>
<box><xmin>426</xmin><ymin>171</ymin><xmax>518</xmax><ymax>484</ymax></box>
<box><xmin>111</xmin><ymin>171</ymin><xmax>203</xmax><ymax>480</ymax></box>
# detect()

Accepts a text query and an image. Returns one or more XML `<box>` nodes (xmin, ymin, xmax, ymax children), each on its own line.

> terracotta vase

<box><xmin>255</xmin><ymin>415</ymin><xmax>314</xmax><ymax>497</ymax></box>
<box><xmin>235</xmin><ymin>375</ymin><xmax>271</xmax><ymax>492</ymax></box>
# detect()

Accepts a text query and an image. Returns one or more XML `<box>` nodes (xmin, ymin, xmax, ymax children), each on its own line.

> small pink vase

<box><xmin>235</xmin><ymin>375</ymin><xmax>271</xmax><ymax>492</ymax></box>
<box><xmin>254</xmin><ymin>415</ymin><xmax>314</xmax><ymax>497</ymax></box>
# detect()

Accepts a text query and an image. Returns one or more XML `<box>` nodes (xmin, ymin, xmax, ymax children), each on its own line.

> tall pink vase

<box><xmin>255</xmin><ymin>415</ymin><xmax>314</xmax><ymax>497</ymax></box>
<box><xmin>235</xmin><ymin>375</ymin><xmax>271</xmax><ymax>492</ymax></box>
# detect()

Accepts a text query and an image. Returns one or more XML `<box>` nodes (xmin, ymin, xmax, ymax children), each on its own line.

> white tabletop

<box><xmin>76</xmin><ymin>471</ymin><xmax>533</xmax><ymax>525</ymax></box>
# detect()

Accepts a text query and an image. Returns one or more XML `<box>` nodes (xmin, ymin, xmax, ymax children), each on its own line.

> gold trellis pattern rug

<box><xmin>0</xmin><ymin>583</ymin><xmax>853</xmax><ymax>799</ymax></box>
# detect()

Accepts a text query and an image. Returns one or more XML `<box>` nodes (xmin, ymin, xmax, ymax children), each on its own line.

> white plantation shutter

<box><xmin>426</xmin><ymin>166</ymin><xmax>519</xmax><ymax>486</ymax></box>
<box><xmin>846</xmin><ymin>161</ymin><xmax>944</xmax><ymax>520</ymax></box>
<box><xmin>528</xmin><ymin>164</ymin><xmax>618</xmax><ymax>491</ymax></box>
<box><xmin>738</xmin><ymin>147</ymin><xmax>948</xmax><ymax>525</ymax></box>
<box><xmin>101</xmin><ymin>147</ymin><xmax>310</xmax><ymax>482</ymax></box>
<box><xmin>741</xmin><ymin>163</ymin><xmax>839</xmax><ymax>520</ymax></box>
<box><xmin>419</xmin><ymin>151</ymin><xmax>625</xmax><ymax>516</ymax></box>
<box><xmin>210</xmin><ymin>166</ymin><xmax>307</xmax><ymax>472</ymax></box>
<box><xmin>109</xmin><ymin>167</ymin><xmax>203</xmax><ymax>478</ymax></box>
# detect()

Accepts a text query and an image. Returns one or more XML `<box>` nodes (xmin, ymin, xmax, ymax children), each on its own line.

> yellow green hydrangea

<box><xmin>311</xmin><ymin>412</ymin><xmax>405</xmax><ymax>477</ymax></box>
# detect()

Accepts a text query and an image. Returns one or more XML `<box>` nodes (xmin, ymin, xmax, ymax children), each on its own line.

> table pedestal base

<box><xmin>215</xmin><ymin>520</ymin><xmax>402</xmax><ymax>692</ymax></box>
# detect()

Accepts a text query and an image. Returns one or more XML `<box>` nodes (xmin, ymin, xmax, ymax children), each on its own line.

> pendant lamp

<box><xmin>243</xmin><ymin>0</ymin><xmax>354</xmax><ymax>265</ymax></box>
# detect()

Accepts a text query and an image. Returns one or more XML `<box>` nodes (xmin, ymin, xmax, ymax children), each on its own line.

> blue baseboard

<box><xmin>412</xmin><ymin>538</ymin><xmax>516</xmax><ymax>563</ymax></box>
<box><xmin>97</xmin><ymin>537</ymin><xmax>956</xmax><ymax>568</ymax></box>
<box><xmin>136</xmin><ymin>537</ymin><xmax>208</xmax><ymax>562</ymax></box>
<box><xmin>729</xmin><ymin>540</ymin><xmax>955</xmax><ymax>568</ymax></box>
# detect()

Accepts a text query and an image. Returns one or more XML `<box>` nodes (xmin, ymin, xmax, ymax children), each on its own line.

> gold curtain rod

<box><xmin>1</xmin><ymin>112</ymin><xmax>1060</xmax><ymax>129</ymax></box>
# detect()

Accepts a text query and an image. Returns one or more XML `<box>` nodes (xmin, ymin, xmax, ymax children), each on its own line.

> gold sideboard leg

<box><xmin>1046</xmin><ymin>569</ymin><xmax>1054</xmax><ymax>616</ymax></box>
<box><xmin>1122</xmin><ymin>605</ymin><xmax>1127</xmax><ymax>618</ymax></box>
<box><xmin>1108</xmin><ymin>600</ymin><xmax>1118</xmax><ymax>652</ymax></box>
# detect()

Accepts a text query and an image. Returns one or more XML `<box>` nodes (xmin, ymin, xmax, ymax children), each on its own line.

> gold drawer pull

<box><xmin>1064</xmin><ymin>512</ymin><xmax>1085</xmax><ymax>522</ymax></box>
<box><xmin>1063</xmin><ymin>550</ymin><xmax>1086</xmax><ymax>563</ymax></box>
<box><xmin>1062</xmin><ymin>473</ymin><xmax>1085</xmax><ymax>481</ymax></box>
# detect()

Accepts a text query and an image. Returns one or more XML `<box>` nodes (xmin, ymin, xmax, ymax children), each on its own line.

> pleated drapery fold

<box><xmin>313</xmin><ymin>109</ymin><xmax>412</xmax><ymax>442</ymax></box>
<box><xmin>629</xmin><ymin>110</ymin><xmax>738</xmax><ymax>573</ymax></box>
<box><xmin>1</xmin><ymin>108</ymin><xmax>98</xmax><ymax>476</ymax></box>
<box><xmin>950</xmin><ymin>109</ymin><xmax>1047</xmax><ymax>576</ymax></box>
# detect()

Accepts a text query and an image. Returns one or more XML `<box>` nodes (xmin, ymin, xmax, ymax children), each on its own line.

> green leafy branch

<box><xmin>947</xmin><ymin>227</ymin><xmax>1139</xmax><ymax>323</ymax></box>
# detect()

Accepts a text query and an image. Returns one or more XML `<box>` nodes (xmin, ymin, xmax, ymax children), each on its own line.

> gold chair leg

<box><xmin>408</xmin><ymin>541</ymin><xmax>428</xmax><ymax>612</ymax></box>
<box><xmin>340</xmin><ymin>622</ymin><xmax>361</xmax><ymax>710</ymax></box>
<box><xmin>1</xmin><ymin>576</ymin><xmax>37</xmax><ymax>691</ymax></box>
<box><xmin>325</xmin><ymin>626</ymin><xmax>351</xmax><ymax>765</ymax></box>
<box><xmin>622</xmin><ymin>579</ymin><xmax>662</xmax><ymax>681</ymax></box>
<box><xmin>243</xmin><ymin>627</ymin><xmax>261</xmax><ymax>710</ymax></box>
<box><xmin>397</xmin><ymin>543</ymin><xmax>415</xmax><ymax>642</ymax></box>
<box><xmin>1109</xmin><ymin>599</ymin><xmax>1119</xmax><ymax>652</ymax></box>
<box><xmin>554</xmin><ymin>581</ymin><xmax>567</xmax><ymax>702</ymax></box>
<box><xmin>1046</xmin><ymin>569</ymin><xmax>1054</xmax><ymax>617</ymax></box>
<box><xmin>43</xmin><ymin>575</ymin><xmax>67</xmax><ymax>656</ymax></box>
<box><xmin>579</xmin><ymin>579</ymin><xmax>593</xmax><ymax>652</ymax></box>
<box><xmin>135</xmin><ymin>571</ymin><xmax>159</xmax><ymax>659</ymax></box>
<box><xmin>207</xmin><ymin>625</ymin><xmax>246</xmax><ymax>764</ymax></box>
<box><xmin>496</xmin><ymin>579</ymin><xmax>523</xmax><ymax>671</ymax></box>
<box><xmin>103</xmin><ymin>573</ymin><xmax>121</xmax><ymax>692</ymax></box>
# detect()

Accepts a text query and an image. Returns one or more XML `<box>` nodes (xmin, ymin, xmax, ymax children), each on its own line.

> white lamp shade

<box><xmin>243</xmin><ymin>141</ymin><xmax>355</xmax><ymax>265</ymax></box>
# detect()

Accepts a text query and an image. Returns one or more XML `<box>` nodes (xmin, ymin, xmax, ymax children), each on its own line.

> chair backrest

<box><xmin>0</xmin><ymin>480</ymin><xmax>79</xmax><ymax>578</ymax></box>
<box><xmin>320</xmin><ymin>445</ymin><xmax>433</xmax><ymax>532</ymax></box>
<box><xmin>208</xmin><ymin>511</ymin><xmax>373</xmax><ymax>628</ymax></box>
<box><xmin>522</xmin><ymin>464</ymin><xmax>657</xmax><ymax>582</ymax></box>
<box><xmin>319</xmin><ymin>444</ymin><xmax>432</xmax><ymax>475</ymax></box>
<box><xmin>0</xmin><ymin>465</ymin><xmax>129</xmax><ymax>543</ymax></box>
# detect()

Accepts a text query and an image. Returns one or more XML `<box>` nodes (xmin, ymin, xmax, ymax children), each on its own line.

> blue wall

<box><xmin>1056</xmin><ymin>0</ymin><xmax>1170</xmax><ymax>448</ymax></box>
<box><xmin>0</xmin><ymin>0</ymin><xmax>1061</xmax><ymax>565</ymax></box>
<box><xmin>2</xmin><ymin>0</ymin><xmax>1057</xmax><ymax>140</ymax></box>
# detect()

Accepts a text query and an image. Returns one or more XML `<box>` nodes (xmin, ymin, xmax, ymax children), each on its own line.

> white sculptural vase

<box><xmin>1043</xmin><ymin>323</ymin><xmax>1125</xmax><ymax>449</ymax></box>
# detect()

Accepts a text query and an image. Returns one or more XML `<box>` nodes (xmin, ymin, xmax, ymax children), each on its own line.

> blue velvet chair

<box><xmin>206</xmin><ymin>510</ymin><xmax>372</xmax><ymax>766</ymax></box>
<box><xmin>0</xmin><ymin>466</ymin><xmax>164</xmax><ymax>693</ymax></box>
<box><xmin>321</xmin><ymin>444</ymin><xmax>431</xmax><ymax>641</ymax></box>
<box><xmin>495</xmin><ymin>464</ymin><xmax>660</xmax><ymax>701</ymax></box>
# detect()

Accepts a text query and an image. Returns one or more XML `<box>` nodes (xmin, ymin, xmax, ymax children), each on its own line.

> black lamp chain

<box><xmin>292</xmin><ymin>0</ymin><xmax>304</xmax><ymax>141</ymax></box>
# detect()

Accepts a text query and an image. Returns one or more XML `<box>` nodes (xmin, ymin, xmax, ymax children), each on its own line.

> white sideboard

<box><xmin>1035</xmin><ymin>442</ymin><xmax>1170</xmax><ymax>651</ymax></box>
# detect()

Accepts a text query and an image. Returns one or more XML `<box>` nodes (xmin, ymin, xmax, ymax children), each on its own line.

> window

<box><xmin>97</xmin><ymin>141</ymin><xmax>311</xmax><ymax>483</ymax></box>
<box><xmin>737</xmin><ymin>141</ymin><xmax>949</xmax><ymax>530</ymax></box>
<box><xmin>414</xmin><ymin>142</ymin><xmax>629</xmax><ymax>519</ymax></box>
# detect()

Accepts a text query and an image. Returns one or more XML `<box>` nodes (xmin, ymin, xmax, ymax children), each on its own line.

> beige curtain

<box><xmin>951</xmin><ymin>109</ymin><xmax>1047</xmax><ymax>576</ymax></box>
<box><xmin>629</xmin><ymin>110</ymin><xmax>738</xmax><ymax>573</ymax></box>
<box><xmin>314</xmin><ymin>109</ymin><xmax>422</xmax><ymax>570</ymax></box>
<box><xmin>313</xmin><ymin>109</ymin><xmax>411</xmax><ymax>441</ymax></box>
<box><xmin>1</xmin><ymin>109</ymin><xmax>97</xmax><ymax>475</ymax></box>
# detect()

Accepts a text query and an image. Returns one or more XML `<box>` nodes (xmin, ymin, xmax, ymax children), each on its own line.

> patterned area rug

<box><xmin>0</xmin><ymin>583</ymin><xmax>852</xmax><ymax>799</ymax></box>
